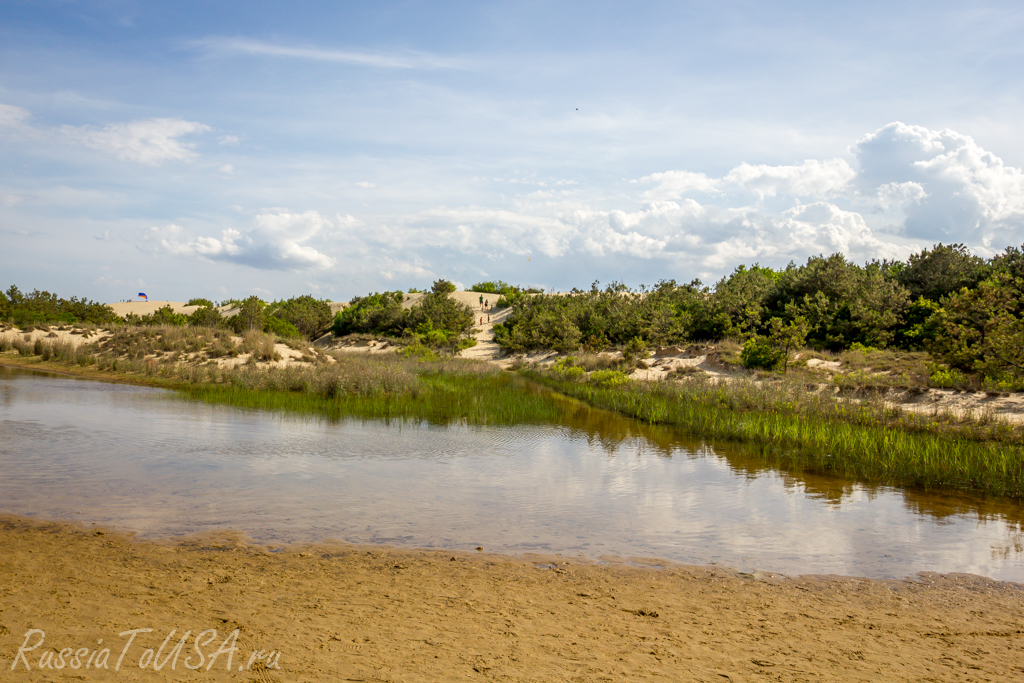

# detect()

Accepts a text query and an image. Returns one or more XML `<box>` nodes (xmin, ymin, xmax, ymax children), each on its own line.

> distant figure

<box><xmin>487</xmin><ymin>314</ymin><xmax>491</xmax><ymax>322</ymax></box>
<box><xmin>479</xmin><ymin>295</ymin><xmax>484</xmax><ymax>305</ymax></box>
<box><xmin>480</xmin><ymin>317</ymin><xmax>483</xmax><ymax>325</ymax></box>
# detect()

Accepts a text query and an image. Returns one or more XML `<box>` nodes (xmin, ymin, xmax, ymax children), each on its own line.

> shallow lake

<box><xmin>2</xmin><ymin>365</ymin><xmax>1024</xmax><ymax>581</ymax></box>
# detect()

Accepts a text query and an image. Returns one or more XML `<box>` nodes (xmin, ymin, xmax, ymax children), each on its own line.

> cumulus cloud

<box><xmin>63</xmin><ymin>118</ymin><xmax>211</xmax><ymax>165</ymax></box>
<box><xmin>388</xmin><ymin>194</ymin><xmax>904</xmax><ymax>278</ymax></box>
<box><xmin>147</xmin><ymin>210</ymin><xmax>335</xmax><ymax>271</ymax></box>
<box><xmin>723</xmin><ymin>159</ymin><xmax>855</xmax><ymax>198</ymax></box>
<box><xmin>640</xmin><ymin>159</ymin><xmax>854</xmax><ymax>201</ymax></box>
<box><xmin>853</xmin><ymin>122</ymin><xmax>1024</xmax><ymax>244</ymax></box>
<box><xmin>604</xmin><ymin>121</ymin><xmax>1024</xmax><ymax>275</ymax></box>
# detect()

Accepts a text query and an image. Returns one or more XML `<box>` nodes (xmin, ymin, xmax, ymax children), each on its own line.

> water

<box><xmin>2</xmin><ymin>365</ymin><xmax>1023</xmax><ymax>581</ymax></box>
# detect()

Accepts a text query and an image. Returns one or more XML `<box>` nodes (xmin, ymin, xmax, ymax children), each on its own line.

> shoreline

<box><xmin>2</xmin><ymin>514</ymin><xmax>1024</xmax><ymax>680</ymax></box>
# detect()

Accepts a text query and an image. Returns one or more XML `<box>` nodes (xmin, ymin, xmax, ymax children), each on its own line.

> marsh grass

<box><xmin>181</xmin><ymin>365</ymin><xmax>570</xmax><ymax>426</ymax></box>
<box><xmin>526</xmin><ymin>369</ymin><xmax>1024</xmax><ymax>497</ymax></box>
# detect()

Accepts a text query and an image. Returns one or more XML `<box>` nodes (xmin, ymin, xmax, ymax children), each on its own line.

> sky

<box><xmin>2</xmin><ymin>0</ymin><xmax>1024</xmax><ymax>303</ymax></box>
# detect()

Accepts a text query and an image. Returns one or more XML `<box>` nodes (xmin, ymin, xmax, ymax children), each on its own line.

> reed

<box><xmin>180</xmin><ymin>372</ymin><xmax>570</xmax><ymax>426</ymax></box>
<box><xmin>525</xmin><ymin>370</ymin><xmax>1024</xmax><ymax>497</ymax></box>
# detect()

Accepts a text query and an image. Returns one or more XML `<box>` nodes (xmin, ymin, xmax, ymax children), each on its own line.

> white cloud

<box><xmin>195</xmin><ymin>37</ymin><xmax>462</xmax><ymax>70</ymax></box>
<box><xmin>1</xmin><ymin>193</ymin><xmax>28</xmax><ymax>207</ymax></box>
<box><xmin>639</xmin><ymin>171</ymin><xmax>720</xmax><ymax>200</ymax></box>
<box><xmin>0</xmin><ymin>103</ymin><xmax>31</xmax><ymax>128</ymax></box>
<box><xmin>386</xmin><ymin>193</ymin><xmax>905</xmax><ymax>277</ymax></box>
<box><xmin>218</xmin><ymin>135</ymin><xmax>239</xmax><ymax>146</ymax></box>
<box><xmin>723</xmin><ymin>158</ymin><xmax>855</xmax><ymax>198</ymax></box>
<box><xmin>877</xmin><ymin>181</ymin><xmax>927</xmax><ymax>209</ymax></box>
<box><xmin>640</xmin><ymin>159</ymin><xmax>855</xmax><ymax>201</ymax></box>
<box><xmin>355</xmin><ymin>181</ymin><xmax>375</xmax><ymax>188</ymax></box>
<box><xmin>853</xmin><ymin>122</ymin><xmax>1024</xmax><ymax>242</ymax></box>
<box><xmin>63</xmin><ymin>118</ymin><xmax>211</xmax><ymax>165</ymax></box>
<box><xmin>219</xmin><ymin>164</ymin><xmax>234</xmax><ymax>174</ymax></box>
<box><xmin>147</xmin><ymin>210</ymin><xmax>335</xmax><ymax>271</ymax></box>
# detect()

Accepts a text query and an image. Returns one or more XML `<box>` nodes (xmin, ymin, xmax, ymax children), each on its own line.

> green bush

<box><xmin>187</xmin><ymin>306</ymin><xmax>225</xmax><ymax>328</ymax></box>
<box><xmin>589</xmin><ymin>369</ymin><xmax>629</xmax><ymax>387</ymax></box>
<box><xmin>622</xmin><ymin>336</ymin><xmax>648</xmax><ymax>361</ymax></box>
<box><xmin>332</xmin><ymin>291</ymin><xmax>405</xmax><ymax>337</ymax></box>
<box><xmin>928</xmin><ymin>366</ymin><xmax>970</xmax><ymax>389</ymax></box>
<box><xmin>469</xmin><ymin>281</ymin><xmax>511</xmax><ymax>294</ymax></box>
<box><xmin>552</xmin><ymin>356</ymin><xmax>586</xmax><ymax>381</ymax></box>
<box><xmin>129</xmin><ymin>305</ymin><xmax>188</xmax><ymax>327</ymax></box>
<box><xmin>265</xmin><ymin>295</ymin><xmax>333</xmax><ymax>340</ymax></box>
<box><xmin>740</xmin><ymin>337</ymin><xmax>784</xmax><ymax>370</ymax></box>
<box><xmin>263</xmin><ymin>315</ymin><xmax>302</xmax><ymax>339</ymax></box>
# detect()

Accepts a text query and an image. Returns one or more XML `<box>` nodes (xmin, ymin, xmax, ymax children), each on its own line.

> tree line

<box><xmin>492</xmin><ymin>243</ymin><xmax>1024</xmax><ymax>382</ymax></box>
<box><xmin>10</xmin><ymin>242</ymin><xmax>1024</xmax><ymax>382</ymax></box>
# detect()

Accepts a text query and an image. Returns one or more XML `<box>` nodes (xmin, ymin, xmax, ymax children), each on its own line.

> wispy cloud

<box><xmin>0</xmin><ymin>103</ymin><xmax>32</xmax><ymax>128</ymax></box>
<box><xmin>62</xmin><ymin>118</ymin><xmax>210</xmax><ymax>165</ymax></box>
<box><xmin>193</xmin><ymin>37</ymin><xmax>464</xmax><ymax>70</ymax></box>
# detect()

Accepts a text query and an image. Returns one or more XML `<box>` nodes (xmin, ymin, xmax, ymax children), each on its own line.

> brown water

<box><xmin>2</xmin><ymin>365</ymin><xmax>1024</xmax><ymax>581</ymax></box>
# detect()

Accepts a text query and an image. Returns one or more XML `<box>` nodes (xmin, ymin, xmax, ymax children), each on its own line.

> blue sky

<box><xmin>3</xmin><ymin>1</ymin><xmax>1024</xmax><ymax>302</ymax></box>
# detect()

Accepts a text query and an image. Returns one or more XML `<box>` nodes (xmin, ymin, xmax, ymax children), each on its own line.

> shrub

<box><xmin>228</xmin><ymin>296</ymin><xmax>266</xmax><ymax>333</ymax></box>
<box><xmin>187</xmin><ymin>306</ymin><xmax>225</xmax><ymax>328</ymax></box>
<box><xmin>431</xmin><ymin>279</ymin><xmax>456</xmax><ymax>294</ymax></box>
<box><xmin>740</xmin><ymin>337</ymin><xmax>784</xmax><ymax>371</ymax></box>
<box><xmin>928</xmin><ymin>366</ymin><xmax>970</xmax><ymax>390</ymax></box>
<box><xmin>264</xmin><ymin>295</ymin><xmax>333</xmax><ymax>339</ymax></box>
<box><xmin>622</xmin><ymin>336</ymin><xmax>648</xmax><ymax>361</ymax></box>
<box><xmin>14</xmin><ymin>339</ymin><xmax>33</xmax><ymax>356</ymax></box>
<box><xmin>264</xmin><ymin>315</ymin><xmax>302</xmax><ymax>339</ymax></box>
<box><xmin>551</xmin><ymin>356</ymin><xmax>586</xmax><ymax>381</ymax></box>
<box><xmin>589</xmin><ymin>369</ymin><xmax>629</xmax><ymax>387</ymax></box>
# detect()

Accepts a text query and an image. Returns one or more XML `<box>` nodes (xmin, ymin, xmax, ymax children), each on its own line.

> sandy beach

<box><xmin>3</xmin><ymin>515</ymin><xmax>1024</xmax><ymax>681</ymax></box>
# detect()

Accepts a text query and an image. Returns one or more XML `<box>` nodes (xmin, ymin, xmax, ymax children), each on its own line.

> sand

<box><xmin>106</xmin><ymin>301</ymin><xmax>207</xmax><ymax>318</ymax></box>
<box><xmin>2</xmin><ymin>516</ymin><xmax>1024</xmax><ymax>681</ymax></box>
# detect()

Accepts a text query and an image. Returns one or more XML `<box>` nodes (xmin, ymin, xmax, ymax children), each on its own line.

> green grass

<box><xmin>525</xmin><ymin>370</ymin><xmax>1024</xmax><ymax>498</ymax></box>
<box><xmin>180</xmin><ymin>371</ymin><xmax>573</xmax><ymax>426</ymax></box>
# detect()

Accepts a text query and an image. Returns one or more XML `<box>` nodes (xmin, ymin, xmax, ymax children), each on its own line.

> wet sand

<box><xmin>2</xmin><ymin>515</ymin><xmax>1023</xmax><ymax>681</ymax></box>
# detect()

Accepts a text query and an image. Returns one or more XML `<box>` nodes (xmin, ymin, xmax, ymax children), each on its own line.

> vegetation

<box><xmin>184</xmin><ymin>363</ymin><xmax>570</xmax><ymax>426</ymax></box>
<box><xmin>469</xmin><ymin>280</ymin><xmax>512</xmax><ymax>294</ymax></box>
<box><xmin>331</xmin><ymin>280</ymin><xmax>475</xmax><ymax>350</ymax></box>
<box><xmin>0</xmin><ymin>285</ymin><xmax>116</xmax><ymax>326</ymax></box>
<box><xmin>526</xmin><ymin>365</ymin><xmax>1024</xmax><ymax>497</ymax></box>
<box><xmin>264</xmin><ymin>295</ymin><xmax>333</xmax><ymax>340</ymax></box>
<box><xmin>486</xmin><ymin>242</ymin><xmax>1024</xmax><ymax>388</ymax></box>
